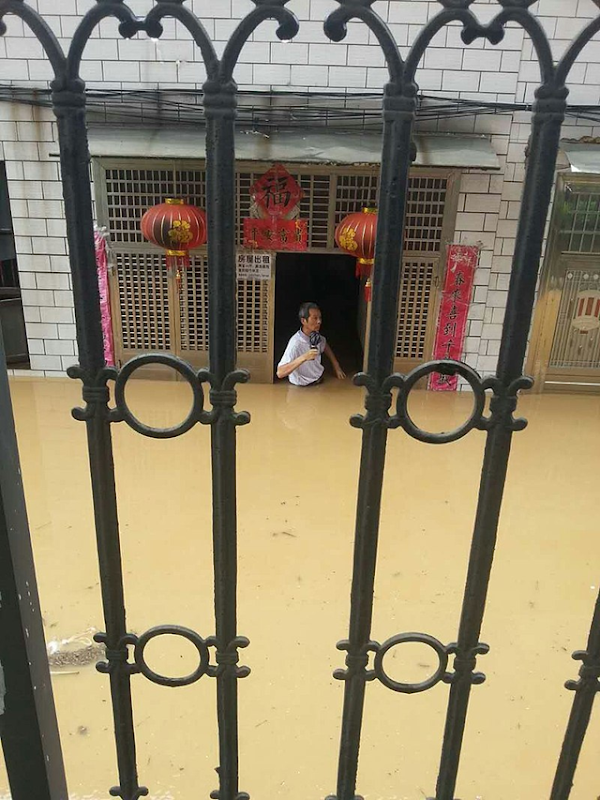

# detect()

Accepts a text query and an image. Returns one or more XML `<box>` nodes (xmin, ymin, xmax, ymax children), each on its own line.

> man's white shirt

<box><xmin>278</xmin><ymin>329</ymin><xmax>326</xmax><ymax>386</ymax></box>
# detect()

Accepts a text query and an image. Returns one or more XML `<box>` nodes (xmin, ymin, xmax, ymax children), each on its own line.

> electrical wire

<box><xmin>0</xmin><ymin>85</ymin><xmax>598</xmax><ymax>130</ymax></box>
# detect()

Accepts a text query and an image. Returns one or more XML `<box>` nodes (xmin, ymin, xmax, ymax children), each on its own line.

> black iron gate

<box><xmin>0</xmin><ymin>2</ymin><xmax>599</xmax><ymax>799</ymax></box>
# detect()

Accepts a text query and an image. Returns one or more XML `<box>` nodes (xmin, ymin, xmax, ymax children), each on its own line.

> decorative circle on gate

<box><xmin>374</xmin><ymin>633</ymin><xmax>449</xmax><ymax>694</ymax></box>
<box><xmin>134</xmin><ymin>625</ymin><xmax>210</xmax><ymax>687</ymax></box>
<box><xmin>112</xmin><ymin>354</ymin><xmax>210</xmax><ymax>438</ymax></box>
<box><xmin>393</xmin><ymin>360</ymin><xmax>486</xmax><ymax>444</ymax></box>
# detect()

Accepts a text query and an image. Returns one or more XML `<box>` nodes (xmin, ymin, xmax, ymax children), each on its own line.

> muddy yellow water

<box><xmin>2</xmin><ymin>376</ymin><xmax>600</xmax><ymax>800</ymax></box>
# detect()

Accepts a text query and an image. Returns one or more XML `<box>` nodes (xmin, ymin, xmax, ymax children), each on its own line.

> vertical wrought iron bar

<box><xmin>434</xmin><ymin>88</ymin><xmax>567</xmax><ymax>800</ymax></box>
<box><xmin>331</xmin><ymin>83</ymin><xmax>417</xmax><ymax>800</ymax></box>
<box><xmin>203</xmin><ymin>78</ymin><xmax>245</xmax><ymax>800</ymax></box>
<box><xmin>52</xmin><ymin>79</ymin><xmax>145</xmax><ymax>800</ymax></box>
<box><xmin>550</xmin><ymin>591</ymin><xmax>600</xmax><ymax>800</ymax></box>
<box><xmin>0</xmin><ymin>329</ymin><xmax>68</xmax><ymax>800</ymax></box>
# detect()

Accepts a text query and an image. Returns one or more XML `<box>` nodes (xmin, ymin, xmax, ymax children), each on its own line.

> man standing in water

<box><xmin>277</xmin><ymin>302</ymin><xmax>346</xmax><ymax>385</ymax></box>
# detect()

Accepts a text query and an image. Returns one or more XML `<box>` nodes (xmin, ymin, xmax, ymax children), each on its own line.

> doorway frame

<box><xmin>273</xmin><ymin>251</ymin><xmax>363</xmax><ymax>379</ymax></box>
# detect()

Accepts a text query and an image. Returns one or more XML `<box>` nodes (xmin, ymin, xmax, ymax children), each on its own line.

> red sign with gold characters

<box><xmin>243</xmin><ymin>218</ymin><xmax>308</xmax><ymax>251</ymax></box>
<box><xmin>430</xmin><ymin>244</ymin><xmax>479</xmax><ymax>392</ymax></box>
<box><xmin>243</xmin><ymin>164</ymin><xmax>307</xmax><ymax>251</ymax></box>
<box><xmin>250</xmin><ymin>163</ymin><xmax>303</xmax><ymax>219</ymax></box>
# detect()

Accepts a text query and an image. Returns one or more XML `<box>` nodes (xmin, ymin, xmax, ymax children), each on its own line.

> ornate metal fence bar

<box><xmin>322</xmin><ymin>6</ymin><xmax>600</xmax><ymax>800</ymax></box>
<box><xmin>551</xmin><ymin>589</ymin><xmax>600</xmax><ymax>800</ymax></box>
<box><xmin>0</xmin><ymin>329</ymin><xmax>67</xmax><ymax>800</ymax></box>
<box><xmin>0</xmin><ymin>2</ymin><xmax>599</xmax><ymax>800</ymax></box>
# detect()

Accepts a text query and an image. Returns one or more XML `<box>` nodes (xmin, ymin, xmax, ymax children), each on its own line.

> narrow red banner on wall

<box><xmin>243</xmin><ymin>218</ymin><xmax>308</xmax><ymax>251</ymax></box>
<box><xmin>430</xmin><ymin>244</ymin><xmax>479</xmax><ymax>392</ymax></box>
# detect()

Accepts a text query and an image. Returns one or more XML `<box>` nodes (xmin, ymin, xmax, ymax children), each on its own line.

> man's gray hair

<box><xmin>298</xmin><ymin>301</ymin><xmax>320</xmax><ymax>323</ymax></box>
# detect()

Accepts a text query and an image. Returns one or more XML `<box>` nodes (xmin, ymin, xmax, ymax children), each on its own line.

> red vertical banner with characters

<box><xmin>94</xmin><ymin>228</ymin><xmax>115</xmax><ymax>367</ymax></box>
<box><xmin>429</xmin><ymin>245</ymin><xmax>479</xmax><ymax>391</ymax></box>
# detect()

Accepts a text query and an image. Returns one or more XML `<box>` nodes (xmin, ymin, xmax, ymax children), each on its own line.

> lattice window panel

<box><xmin>174</xmin><ymin>169</ymin><xmax>206</xmax><ymax>213</ymax></box>
<box><xmin>559</xmin><ymin>187</ymin><xmax>600</xmax><ymax>254</ymax></box>
<box><xmin>106</xmin><ymin>168</ymin><xmax>173</xmax><ymax>244</ymax></box>
<box><xmin>335</xmin><ymin>174</ymin><xmax>447</xmax><ymax>253</ymax></box>
<box><xmin>105</xmin><ymin>167</ymin><xmax>206</xmax><ymax>244</ymax></box>
<box><xmin>116</xmin><ymin>251</ymin><xmax>171</xmax><ymax>351</ymax></box>
<box><xmin>395</xmin><ymin>259</ymin><xmax>435</xmax><ymax>359</ymax></box>
<box><xmin>105</xmin><ymin>164</ymin><xmax>448</xmax><ymax>253</ymax></box>
<box><xmin>236</xmin><ymin>170</ymin><xmax>331</xmax><ymax>249</ymax></box>
<box><xmin>237</xmin><ymin>279</ymin><xmax>270</xmax><ymax>353</ymax></box>
<box><xmin>297</xmin><ymin>172</ymin><xmax>331</xmax><ymax>248</ymax></box>
<box><xmin>334</xmin><ymin>173</ymin><xmax>379</xmax><ymax>228</ymax></box>
<box><xmin>404</xmin><ymin>176</ymin><xmax>447</xmax><ymax>253</ymax></box>
<box><xmin>236</xmin><ymin>171</ymin><xmax>253</xmax><ymax>245</ymax></box>
<box><xmin>180</xmin><ymin>254</ymin><xmax>209</xmax><ymax>352</ymax></box>
<box><xmin>549</xmin><ymin>269</ymin><xmax>600</xmax><ymax>369</ymax></box>
<box><xmin>179</xmin><ymin>256</ymin><xmax>269</xmax><ymax>354</ymax></box>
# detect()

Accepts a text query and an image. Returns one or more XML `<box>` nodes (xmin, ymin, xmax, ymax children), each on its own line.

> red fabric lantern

<box><xmin>141</xmin><ymin>198</ymin><xmax>207</xmax><ymax>279</ymax></box>
<box><xmin>335</xmin><ymin>207</ymin><xmax>377</xmax><ymax>301</ymax></box>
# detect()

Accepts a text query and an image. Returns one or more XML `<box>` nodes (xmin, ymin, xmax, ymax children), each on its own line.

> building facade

<box><xmin>1</xmin><ymin>0</ymin><xmax>600</xmax><ymax>390</ymax></box>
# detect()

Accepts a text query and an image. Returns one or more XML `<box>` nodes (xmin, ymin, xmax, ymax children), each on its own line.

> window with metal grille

<box><xmin>116</xmin><ymin>251</ymin><xmax>171</xmax><ymax>351</ymax></box>
<box><xmin>395</xmin><ymin>259</ymin><xmax>435</xmax><ymax>359</ymax></box>
<box><xmin>558</xmin><ymin>184</ymin><xmax>600</xmax><ymax>254</ymax></box>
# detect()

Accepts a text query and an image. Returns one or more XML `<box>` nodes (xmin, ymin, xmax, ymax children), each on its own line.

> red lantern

<box><xmin>335</xmin><ymin>207</ymin><xmax>377</xmax><ymax>300</ymax></box>
<box><xmin>141</xmin><ymin>198</ymin><xmax>207</xmax><ymax>280</ymax></box>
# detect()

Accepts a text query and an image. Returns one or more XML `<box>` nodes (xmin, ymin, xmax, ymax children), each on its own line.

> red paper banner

<box><xmin>94</xmin><ymin>230</ymin><xmax>115</xmax><ymax>367</ymax></box>
<box><xmin>430</xmin><ymin>244</ymin><xmax>479</xmax><ymax>391</ymax></box>
<box><xmin>243</xmin><ymin>218</ymin><xmax>308</xmax><ymax>251</ymax></box>
<box><xmin>250</xmin><ymin>164</ymin><xmax>303</xmax><ymax>219</ymax></box>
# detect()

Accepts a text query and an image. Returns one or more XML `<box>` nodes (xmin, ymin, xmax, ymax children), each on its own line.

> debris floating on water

<box><xmin>46</xmin><ymin>628</ymin><xmax>105</xmax><ymax>668</ymax></box>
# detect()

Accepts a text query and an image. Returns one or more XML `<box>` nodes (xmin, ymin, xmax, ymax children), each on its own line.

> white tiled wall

<box><xmin>1</xmin><ymin>0</ymin><xmax>600</xmax><ymax>377</ymax></box>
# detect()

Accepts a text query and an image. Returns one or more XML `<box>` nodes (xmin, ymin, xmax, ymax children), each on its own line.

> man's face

<box><xmin>303</xmin><ymin>308</ymin><xmax>322</xmax><ymax>333</ymax></box>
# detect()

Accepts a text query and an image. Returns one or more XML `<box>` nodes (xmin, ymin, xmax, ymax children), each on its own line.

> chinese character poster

<box><xmin>430</xmin><ymin>245</ymin><xmax>479</xmax><ymax>391</ymax></box>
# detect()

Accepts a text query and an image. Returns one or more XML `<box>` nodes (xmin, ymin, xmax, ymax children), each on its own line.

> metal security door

<box><xmin>529</xmin><ymin>177</ymin><xmax>600</xmax><ymax>392</ymax></box>
<box><xmin>537</xmin><ymin>257</ymin><xmax>600</xmax><ymax>392</ymax></box>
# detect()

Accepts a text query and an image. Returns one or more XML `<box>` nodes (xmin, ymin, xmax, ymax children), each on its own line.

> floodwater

<box><xmin>2</xmin><ymin>375</ymin><xmax>600</xmax><ymax>800</ymax></box>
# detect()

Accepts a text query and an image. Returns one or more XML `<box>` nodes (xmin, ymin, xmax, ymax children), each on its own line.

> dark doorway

<box><xmin>274</xmin><ymin>253</ymin><xmax>363</xmax><ymax>379</ymax></box>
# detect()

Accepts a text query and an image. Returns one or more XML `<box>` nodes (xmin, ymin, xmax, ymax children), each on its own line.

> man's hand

<box><xmin>277</xmin><ymin>348</ymin><xmax>318</xmax><ymax>379</ymax></box>
<box><xmin>323</xmin><ymin>343</ymin><xmax>346</xmax><ymax>380</ymax></box>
